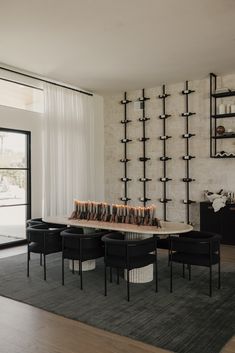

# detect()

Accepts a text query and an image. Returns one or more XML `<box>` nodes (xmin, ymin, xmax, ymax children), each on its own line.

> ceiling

<box><xmin>1</xmin><ymin>0</ymin><xmax>235</xmax><ymax>94</ymax></box>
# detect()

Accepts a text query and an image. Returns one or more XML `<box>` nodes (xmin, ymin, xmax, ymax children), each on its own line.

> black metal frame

<box><xmin>0</xmin><ymin>127</ymin><xmax>31</xmax><ymax>248</ymax></box>
<box><xmin>120</xmin><ymin>92</ymin><xmax>132</xmax><ymax>204</ymax></box>
<box><xmin>181</xmin><ymin>81</ymin><xmax>196</xmax><ymax>224</ymax></box>
<box><xmin>138</xmin><ymin>89</ymin><xmax>151</xmax><ymax>206</ymax></box>
<box><xmin>210</xmin><ymin>73</ymin><xmax>235</xmax><ymax>158</ymax></box>
<box><xmin>0</xmin><ymin>66</ymin><xmax>92</xmax><ymax>96</ymax></box>
<box><xmin>158</xmin><ymin>85</ymin><xmax>172</xmax><ymax>220</ymax></box>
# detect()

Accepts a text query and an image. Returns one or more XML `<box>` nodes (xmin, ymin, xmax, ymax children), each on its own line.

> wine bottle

<box><xmin>120</xmin><ymin>158</ymin><xmax>131</xmax><ymax>163</ymax></box>
<box><xmin>139</xmin><ymin>117</ymin><xmax>150</xmax><ymax>121</ymax></box>
<box><xmin>139</xmin><ymin>197</ymin><xmax>151</xmax><ymax>202</ymax></box>
<box><xmin>138</xmin><ymin>96</ymin><xmax>150</xmax><ymax>101</ymax></box>
<box><xmin>139</xmin><ymin>157</ymin><xmax>151</xmax><ymax>161</ymax></box>
<box><xmin>182</xmin><ymin>133</ymin><xmax>195</xmax><ymax>138</ymax></box>
<box><xmin>139</xmin><ymin>137</ymin><xmax>150</xmax><ymax>142</ymax></box>
<box><xmin>120</xmin><ymin>99</ymin><xmax>131</xmax><ymax>104</ymax></box>
<box><xmin>120</xmin><ymin>119</ymin><xmax>132</xmax><ymax>124</ymax></box>
<box><xmin>160</xmin><ymin>198</ymin><xmax>172</xmax><ymax>203</ymax></box>
<box><xmin>121</xmin><ymin>138</ymin><xmax>132</xmax><ymax>143</ymax></box>
<box><xmin>139</xmin><ymin>177</ymin><xmax>152</xmax><ymax>182</ymax></box>
<box><xmin>182</xmin><ymin>178</ymin><xmax>195</xmax><ymax>182</ymax></box>
<box><xmin>181</xmin><ymin>112</ymin><xmax>196</xmax><ymax>117</ymax></box>
<box><xmin>183</xmin><ymin>200</ymin><xmax>195</xmax><ymax>204</ymax></box>
<box><xmin>160</xmin><ymin>177</ymin><xmax>172</xmax><ymax>182</ymax></box>
<box><xmin>159</xmin><ymin>114</ymin><xmax>171</xmax><ymax>119</ymax></box>
<box><xmin>182</xmin><ymin>155</ymin><xmax>195</xmax><ymax>160</ymax></box>
<box><xmin>182</xmin><ymin>89</ymin><xmax>195</xmax><ymax>95</ymax></box>
<box><xmin>160</xmin><ymin>156</ymin><xmax>171</xmax><ymax>161</ymax></box>
<box><xmin>160</xmin><ymin>135</ymin><xmax>171</xmax><ymax>140</ymax></box>
<box><xmin>158</xmin><ymin>93</ymin><xmax>170</xmax><ymax>99</ymax></box>
<box><xmin>120</xmin><ymin>197</ymin><xmax>131</xmax><ymax>201</ymax></box>
<box><xmin>120</xmin><ymin>177</ymin><xmax>132</xmax><ymax>182</ymax></box>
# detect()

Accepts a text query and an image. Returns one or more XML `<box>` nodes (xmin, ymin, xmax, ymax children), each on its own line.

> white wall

<box><xmin>0</xmin><ymin>105</ymin><xmax>43</xmax><ymax>217</ymax></box>
<box><xmin>104</xmin><ymin>73</ymin><xmax>235</xmax><ymax>227</ymax></box>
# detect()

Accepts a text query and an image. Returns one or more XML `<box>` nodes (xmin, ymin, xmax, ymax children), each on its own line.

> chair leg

<box><xmin>62</xmin><ymin>256</ymin><xmax>64</xmax><ymax>286</ymax></box>
<box><xmin>43</xmin><ymin>254</ymin><xmax>46</xmax><ymax>281</ymax></box>
<box><xmin>155</xmin><ymin>262</ymin><xmax>158</xmax><ymax>293</ymax></box>
<box><xmin>218</xmin><ymin>260</ymin><xmax>221</xmax><ymax>289</ymax></box>
<box><xmin>72</xmin><ymin>260</ymin><xmax>75</xmax><ymax>274</ymax></box>
<box><xmin>127</xmin><ymin>269</ymin><xmax>130</xmax><ymax>302</ymax></box>
<box><xmin>27</xmin><ymin>249</ymin><xmax>30</xmax><ymax>277</ymax></box>
<box><xmin>40</xmin><ymin>253</ymin><xmax>42</xmax><ymax>266</ymax></box>
<box><xmin>116</xmin><ymin>268</ymin><xmax>119</xmax><ymax>285</ymax></box>
<box><xmin>104</xmin><ymin>265</ymin><xmax>107</xmax><ymax>296</ymax></box>
<box><xmin>182</xmin><ymin>263</ymin><xmax>185</xmax><ymax>278</ymax></box>
<box><xmin>110</xmin><ymin>267</ymin><xmax>113</xmax><ymax>283</ymax></box>
<box><xmin>170</xmin><ymin>260</ymin><xmax>173</xmax><ymax>293</ymax></box>
<box><xmin>188</xmin><ymin>265</ymin><xmax>191</xmax><ymax>281</ymax></box>
<box><xmin>79</xmin><ymin>260</ymin><xmax>83</xmax><ymax>290</ymax></box>
<box><xmin>209</xmin><ymin>265</ymin><xmax>212</xmax><ymax>297</ymax></box>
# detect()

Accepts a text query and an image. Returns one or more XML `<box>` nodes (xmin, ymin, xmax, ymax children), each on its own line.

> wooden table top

<box><xmin>44</xmin><ymin>216</ymin><xmax>193</xmax><ymax>235</ymax></box>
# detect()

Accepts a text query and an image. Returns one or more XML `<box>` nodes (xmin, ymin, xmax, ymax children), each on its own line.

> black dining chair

<box><xmin>26</xmin><ymin>223</ymin><xmax>66</xmax><ymax>280</ymax></box>
<box><xmin>169</xmin><ymin>231</ymin><xmax>221</xmax><ymax>296</ymax></box>
<box><xmin>102</xmin><ymin>232</ymin><xmax>158</xmax><ymax>301</ymax></box>
<box><xmin>60</xmin><ymin>228</ymin><xmax>108</xmax><ymax>290</ymax></box>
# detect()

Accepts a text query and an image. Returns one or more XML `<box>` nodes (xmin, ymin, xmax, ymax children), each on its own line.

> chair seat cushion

<box><xmin>63</xmin><ymin>248</ymin><xmax>104</xmax><ymax>261</ymax></box>
<box><xmin>105</xmin><ymin>254</ymin><xmax>155</xmax><ymax>269</ymax></box>
<box><xmin>171</xmin><ymin>252</ymin><xmax>219</xmax><ymax>267</ymax></box>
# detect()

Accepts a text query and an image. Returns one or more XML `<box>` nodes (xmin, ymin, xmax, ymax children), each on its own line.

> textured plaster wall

<box><xmin>104</xmin><ymin>73</ymin><xmax>235</xmax><ymax>227</ymax></box>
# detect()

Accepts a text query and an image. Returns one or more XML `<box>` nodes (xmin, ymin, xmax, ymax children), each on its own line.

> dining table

<box><xmin>43</xmin><ymin>216</ymin><xmax>193</xmax><ymax>283</ymax></box>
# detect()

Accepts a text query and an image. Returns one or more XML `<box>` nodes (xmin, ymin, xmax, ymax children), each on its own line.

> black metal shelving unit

<box><xmin>138</xmin><ymin>89</ymin><xmax>151</xmax><ymax>206</ymax></box>
<box><xmin>210</xmin><ymin>73</ymin><xmax>235</xmax><ymax>158</ymax></box>
<box><xmin>181</xmin><ymin>81</ymin><xmax>196</xmax><ymax>224</ymax></box>
<box><xmin>120</xmin><ymin>92</ymin><xmax>132</xmax><ymax>204</ymax></box>
<box><xmin>158</xmin><ymin>85</ymin><xmax>172</xmax><ymax>221</ymax></box>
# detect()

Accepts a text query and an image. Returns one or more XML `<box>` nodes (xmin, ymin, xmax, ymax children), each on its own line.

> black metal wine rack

<box><xmin>120</xmin><ymin>92</ymin><xmax>132</xmax><ymax>204</ymax></box>
<box><xmin>181</xmin><ymin>81</ymin><xmax>196</xmax><ymax>224</ymax></box>
<box><xmin>138</xmin><ymin>88</ymin><xmax>151</xmax><ymax>206</ymax></box>
<box><xmin>158</xmin><ymin>85</ymin><xmax>172</xmax><ymax>220</ymax></box>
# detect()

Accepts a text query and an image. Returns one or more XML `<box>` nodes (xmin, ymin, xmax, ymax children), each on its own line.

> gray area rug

<box><xmin>0</xmin><ymin>252</ymin><xmax>234</xmax><ymax>353</ymax></box>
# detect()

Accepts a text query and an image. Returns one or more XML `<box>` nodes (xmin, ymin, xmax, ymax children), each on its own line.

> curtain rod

<box><xmin>0</xmin><ymin>66</ymin><xmax>93</xmax><ymax>97</ymax></box>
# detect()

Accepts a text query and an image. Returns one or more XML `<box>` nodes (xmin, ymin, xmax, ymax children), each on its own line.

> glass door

<box><xmin>0</xmin><ymin>128</ymin><xmax>31</xmax><ymax>247</ymax></box>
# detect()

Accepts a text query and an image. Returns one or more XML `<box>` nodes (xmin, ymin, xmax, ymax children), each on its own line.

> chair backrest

<box><xmin>171</xmin><ymin>231</ymin><xmax>220</xmax><ymax>255</ymax></box>
<box><xmin>60</xmin><ymin>228</ymin><xmax>107</xmax><ymax>252</ymax></box>
<box><xmin>102</xmin><ymin>232</ymin><xmax>157</xmax><ymax>259</ymax></box>
<box><xmin>26</xmin><ymin>218</ymin><xmax>43</xmax><ymax>227</ymax></box>
<box><xmin>27</xmin><ymin>223</ymin><xmax>65</xmax><ymax>250</ymax></box>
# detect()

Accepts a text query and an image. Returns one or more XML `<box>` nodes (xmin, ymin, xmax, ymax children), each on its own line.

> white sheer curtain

<box><xmin>43</xmin><ymin>83</ymin><xmax>102</xmax><ymax>217</ymax></box>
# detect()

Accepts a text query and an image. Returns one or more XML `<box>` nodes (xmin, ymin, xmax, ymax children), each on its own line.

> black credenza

<box><xmin>200</xmin><ymin>201</ymin><xmax>235</xmax><ymax>245</ymax></box>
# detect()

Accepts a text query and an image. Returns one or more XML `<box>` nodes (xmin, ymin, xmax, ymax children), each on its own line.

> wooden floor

<box><xmin>0</xmin><ymin>244</ymin><xmax>234</xmax><ymax>353</ymax></box>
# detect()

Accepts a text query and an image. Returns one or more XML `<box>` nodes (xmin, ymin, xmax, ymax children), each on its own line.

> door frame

<box><xmin>0</xmin><ymin>127</ymin><xmax>31</xmax><ymax>249</ymax></box>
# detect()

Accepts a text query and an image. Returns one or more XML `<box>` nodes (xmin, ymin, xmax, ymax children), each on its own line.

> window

<box><xmin>0</xmin><ymin>79</ymin><xmax>44</xmax><ymax>113</ymax></box>
<box><xmin>0</xmin><ymin>128</ymin><xmax>31</xmax><ymax>246</ymax></box>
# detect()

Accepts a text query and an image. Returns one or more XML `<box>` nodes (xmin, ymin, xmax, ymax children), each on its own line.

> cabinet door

<box><xmin>200</xmin><ymin>202</ymin><xmax>222</xmax><ymax>234</ymax></box>
<box><xmin>220</xmin><ymin>206</ymin><xmax>235</xmax><ymax>245</ymax></box>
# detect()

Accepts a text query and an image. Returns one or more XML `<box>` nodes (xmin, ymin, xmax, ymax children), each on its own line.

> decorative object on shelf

<box><xmin>181</xmin><ymin>80</ymin><xmax>196</xmax><ymax>224</ymax></box>
<box><xmin>210</xmin><ymin>73</ymin><xmax>235</xmax><ymax>158</ymax></box>
<box><xmin>120</xmin><ymin>92</ymin><xmax>132</xmax><ymax>204</ymax></box>
<box><xmin>204</xmin><ymin>189</ymin><xmax>228</xmax><ymax>212</ymax></box>
<box><xmin>158</xmin><ymin>84</ymin><xmax>172</xmax><ymax>221</ymax></box>
<box><xmin>138</xmin><ymin>88</ymin><xmax>151</xmax><ymax>206</ymax></box>
<box><xmin>69</xmin><ymin>200</ymin><xmax>161</xmax><ymax>227</ymax></box>
<box><xmin>216</xmin><ymin>125</ymin><xmax>225</xmax><ymax>135</ymax></box>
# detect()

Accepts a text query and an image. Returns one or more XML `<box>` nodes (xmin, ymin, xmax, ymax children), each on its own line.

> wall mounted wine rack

<box><xmin>138</xmin><ymin>88</ymin><xmax>151</xmax><ymax>206</ymax></box>
<box><xmin>158</xmin><ymin>85</ymin><xmax>172</xmax><ymax>221</ymax></box>
<box><xmin>120</xmin><ymin>92</ymin><xmax>132</xmax><ymax>204</ymax></box>
<box><xmin>181</xmin><ymin>81</ymin><xmax>196</xmax><ymax>224</ymax></box>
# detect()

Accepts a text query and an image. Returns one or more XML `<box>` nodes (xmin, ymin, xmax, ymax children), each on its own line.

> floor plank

<box><xmin>0</xmin><ymin>296</ymin><xmax>172</xmax><ymax>353</ymax></box>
